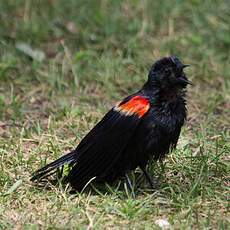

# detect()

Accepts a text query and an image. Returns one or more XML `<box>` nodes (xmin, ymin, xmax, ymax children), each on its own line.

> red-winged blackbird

<box><xmin>31</xmin><ymin>56</ymin><xmax>191</xmax><ymax>192</ymax></box>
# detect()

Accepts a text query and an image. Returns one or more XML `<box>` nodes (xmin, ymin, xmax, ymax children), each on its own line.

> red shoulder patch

<box><xmin>114</xmin><ymin>96</ymin><xmax>150</xmax><ymax>118</ymax></box>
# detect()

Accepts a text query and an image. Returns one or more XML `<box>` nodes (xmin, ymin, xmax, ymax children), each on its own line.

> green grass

<box><xmin>0</xmin><ymin>0</ymin><xmax>229</xmax><ymax>229</ymax></box>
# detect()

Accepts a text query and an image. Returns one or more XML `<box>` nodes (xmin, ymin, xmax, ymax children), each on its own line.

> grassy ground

<box><xmin>0</xmin><ymin>0</ymin><xmax>229</xmax><ymax>229</ymax></box>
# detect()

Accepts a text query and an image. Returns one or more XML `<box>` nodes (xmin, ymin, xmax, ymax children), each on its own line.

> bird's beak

<box><xmin>182</xmin><ymin>64</ymin><xmax>190</xmax><ymax>69</ymax></box>
<box><xmin>180</xmin><ymin>65</ymin><xmax>192</xmax><ymax>85</ymax></box>
<box><xmin>185</xmin><ymin>79</ymin><xmax>193</xmax><ymax>85</ymax></box>
<box><xmin>179</xmin><ymin>77</ymin><xmax>193</xmax><ymax>85</ymax></box>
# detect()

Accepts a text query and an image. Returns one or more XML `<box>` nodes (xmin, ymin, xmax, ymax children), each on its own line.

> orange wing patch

<box><xmin>114</xmin><ymin>96</ymin><xmax>150</xmax><ymax>118</ymax></box>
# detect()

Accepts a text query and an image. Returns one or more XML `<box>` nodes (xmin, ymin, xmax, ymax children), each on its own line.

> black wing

<box><xmin>66</xmin><ymin>95</ymin><xmax>151</xmax><ymax>190</ymax></box>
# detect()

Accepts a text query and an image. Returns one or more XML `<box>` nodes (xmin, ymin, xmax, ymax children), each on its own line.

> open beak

<box><xmin>184</xmin><ymin>79</ymin><xmax>192</xmax><ymax>85</ymax></box>
<box><xmin>182</xmin><ymin>64</ymin><xmax>190</xmax><ymax>69</ymax></box>
<box><xmin>181</xmin><ymin>64</ymin><xmax>192</xmax><ymax>85</ymax></box>
<box><xmin>179</xmin><ymin>77</ymin><xmax>192</xmax><ymax>86</ymax></box>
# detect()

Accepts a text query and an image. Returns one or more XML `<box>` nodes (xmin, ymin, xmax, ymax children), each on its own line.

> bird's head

<box><xmin>147</xmin><ymin>56</ymin><xmax>191</xmax><ymax>90</ymax></box>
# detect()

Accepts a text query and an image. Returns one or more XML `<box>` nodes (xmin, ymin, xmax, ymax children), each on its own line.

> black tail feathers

<box><xmin>31</xmin><ymin>150</ymin><xmax>77</xmax><ymax>182</ymax></box>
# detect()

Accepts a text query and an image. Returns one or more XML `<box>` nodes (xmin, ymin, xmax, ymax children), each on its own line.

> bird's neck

<box><xmin>143</xmin><ymin>82</ymin><xmax>186</xmax><ymax>106</ymax></box>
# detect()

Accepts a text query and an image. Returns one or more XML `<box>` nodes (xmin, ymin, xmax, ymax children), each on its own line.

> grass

<box><xmin>0</xmin><ymin>0</ymin><xmax>229</xmax><ymax>229</ymax></box>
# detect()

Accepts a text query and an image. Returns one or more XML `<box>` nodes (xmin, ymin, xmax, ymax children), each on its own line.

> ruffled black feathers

<box><xmin>31</xmin><ymin>56</ymin><xmax>189</xmax><ymax>191</ymax></box>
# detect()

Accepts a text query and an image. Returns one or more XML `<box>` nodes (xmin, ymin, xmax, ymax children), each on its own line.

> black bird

<box><xmin>31</xmin><ymin>56</ymin><xmax>191</xmax><ymax>193</ymax></box>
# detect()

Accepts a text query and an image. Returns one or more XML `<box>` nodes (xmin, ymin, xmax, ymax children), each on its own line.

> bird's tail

<box><xmin>31</xmin><ymin>150</ymin><xmax>77</xmax><ymax>182</ymax></box>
